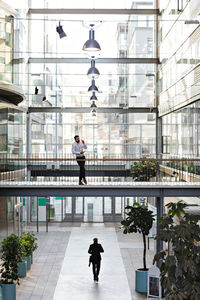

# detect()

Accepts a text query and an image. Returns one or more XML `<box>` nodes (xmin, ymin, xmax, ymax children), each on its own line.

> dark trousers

<box><xmin>76</xmin><ymin>155</ymin><xmax>86</xmax><ymax>181</ymax></box>
<box><xmin>92</xmin><ymin>261</ymin><xmax>101</xmax><ymax>279</ymax></box>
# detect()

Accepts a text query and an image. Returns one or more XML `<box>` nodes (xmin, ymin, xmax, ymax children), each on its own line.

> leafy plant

<box><xmin>131</xmin><ymin>160</ymin><xmax>159</xmax><ymax>181</ymax></box>
<box><xmin>153</xmin><ymin>201</ymin><xmax>200</xmax><ymax>300</ymax></box>
<box><xmin>121</xmin><ymin>203</ymin><xmax>155</xmax><ymax>270</ymax></box>
<box><xmin>21</xmin><ymin>232</ymin><xmax>38</xmax><ymax>257</ymax></box>
<box><xmin>0</xmin><ymin>234</ymin><xmax>22</xmax><ymax>284</ymax></box>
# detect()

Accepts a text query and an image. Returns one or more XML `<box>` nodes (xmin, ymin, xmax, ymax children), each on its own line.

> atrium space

<box><xmin>0</xmin><ymin>0</ymin><xmax>200</xmax><ymax>300</ymax></box>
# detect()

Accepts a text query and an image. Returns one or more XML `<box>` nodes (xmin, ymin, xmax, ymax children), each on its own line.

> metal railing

<box><xmin>1</xmin><ymin>154</ymin><xmax>200</xmax><ymax>184</ymax></box>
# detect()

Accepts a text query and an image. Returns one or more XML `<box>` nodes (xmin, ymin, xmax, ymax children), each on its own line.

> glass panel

<box><xmin>115</xmin><ymin>197</ymin><xmax>122</xmax><ymax>213</ymax></box>
<box><xmin>0</xmin><ymin>197</ymin><xmax>7</xmax><ymax>242</ymax></box>
<box><xmin>84</xmin><ymin>197</ymin><xmax>103</xmax><ymax>222</ymax></box>
<box><xmin>7</xmin><ymin>197</ymin><xmax>14</xmax><ymax>235</ymax></box>
<box><xmin>65</xmin><ymin>197</ymin><xmax>72</xmax><ymax>213</ymax></box>
<box><xmin>104</xmin><ymin>197</ymin><xmax>112</xmax><ymax>213</ymax></box>
<box><xmin>75</xmin><ymin>197</ymin><xmax>83</xmax><ymax>214</ymax></box>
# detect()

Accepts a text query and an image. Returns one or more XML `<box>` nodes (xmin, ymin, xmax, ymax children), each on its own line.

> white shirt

<box><xmin>72</xmin><ymin>141</ymin><xmax>87</xmax><ymax>157</ymax></box>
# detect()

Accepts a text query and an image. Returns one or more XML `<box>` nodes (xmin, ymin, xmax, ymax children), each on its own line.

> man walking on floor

<box><xmin>72</xmin><ymin>135</ymin><xmax>87</xmax><ymax>185</ymax></box>
<box><xmin>88</xmin><ymin>238</ymin><xmax>104</xmax><ymax>282</ymax></box>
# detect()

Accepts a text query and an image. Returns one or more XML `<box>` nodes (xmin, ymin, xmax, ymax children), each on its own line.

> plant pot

<box><xmin>18</xmin><ymin>261</ymin><xmax>27</xmax><ymax>278</ymax></box>
<box><xmin>24</xmin><ymin>256</ymin><xmax>31</xmax><ymax>270</ymax></box>
<box><xmin>135</xmin><ymin>268</ymin><xmax>148</xmax><ymax>293</ymax></box>
<box><xmin>0</xmin><ymin>283</ymin><xmax>16</xmax><ymax>300</ymax></box>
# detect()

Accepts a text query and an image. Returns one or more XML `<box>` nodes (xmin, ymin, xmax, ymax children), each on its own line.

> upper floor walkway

<box><xmin>1</xmin><ymin>181</ymin><xmax>200</xmax><ymax>197</ymax></box>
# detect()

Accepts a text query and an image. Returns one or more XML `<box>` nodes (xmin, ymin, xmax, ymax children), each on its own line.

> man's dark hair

<box><xmin>74</xmin><ymin>135</ymin><xmax>79</xmax><ymax>140</ymax></box>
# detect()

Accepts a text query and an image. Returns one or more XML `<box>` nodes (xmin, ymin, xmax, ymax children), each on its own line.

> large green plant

<box><xmin>0</xmin><ymin>234</ymin><xmax>22</xmax><ymax>284</ymax></box>
<box><xmin>153</xmin><ymin>201</ymin><xmax>200</xmax><ymax>300</ymax></box>
<box><xmin>121</xmin><ymin>203</ymin><xmax>155</xmax><ymax>270</ymax></box>
<box><xmin>131</xmin><ymin>160</ymin><xmax>159</xmax><ymax>181</ymax></box>
<box><xmin>21</xmin><ymin>232</ymin><xmax>38</xmax><ymax>257</ymax></box>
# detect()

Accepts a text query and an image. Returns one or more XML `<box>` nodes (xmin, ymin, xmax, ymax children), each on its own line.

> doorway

<box><xmin>84</xmin><ymin>197</ymin><xmax>103</xmax><ymax>222</ymax></box>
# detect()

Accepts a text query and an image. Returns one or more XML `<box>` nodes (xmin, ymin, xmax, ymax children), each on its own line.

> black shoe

<box><xmin>83</xmin><ymin>178</ymin><xmax>87</xmax><ymax>184</ymax></box>
<box><xmin>79</xmin><ymin>181</ymin><xmax>84</xmax><ymax>185</ymax></box>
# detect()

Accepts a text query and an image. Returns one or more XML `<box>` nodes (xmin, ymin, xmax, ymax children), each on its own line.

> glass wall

<box><xmin>0</xmin><ymin>196</ymin><xmax>24</xmax><ymax>244</ymax></box>
<box><xmin>30</xmin><ymin>118</ymin><xmax>156</xmax><ymax>157</ymax></box>
<box><xmin>0</xmin><ymin>105</ymin><xmax>26</xmax><ymax>159</ymax></box>
<box><xmin>0</xmin><ymin>104</ymin><xmax>26</xmax><ymax>180</ymax></box>
<box><xmin>162</xmin><ymin>100</ymin><xmax>200</xmax><ymax>157</ymax></box>
<box><xmin>26</xmin><ymin>2</ymin><xmax>156</xmax><ymax>158</ymax></box>
<box><xmin>158</xmin><ymin>0</ymin><xmax>200</xmax><ymax>115</ymax></box>
<box><xmin>0</xmin><ymin>8</ymin><xmax>13</xmax><ymax>83</ymax></box>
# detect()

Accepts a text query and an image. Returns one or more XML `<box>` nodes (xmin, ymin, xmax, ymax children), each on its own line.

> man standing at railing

<box><xmin>72</xmin><ymin>135</ymin><xmax>87</xmax><ymax>185</ymax></box>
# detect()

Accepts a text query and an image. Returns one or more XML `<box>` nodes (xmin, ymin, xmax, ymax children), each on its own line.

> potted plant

<box><xmin>121</xmin><ymin>202</ymin><xmax>155</xmax><ymax>293</ymax></box>
<box><xmin>131</xmin><ymin>160</ymin><xmax>159</xmax><ymax>181</ymax></box>
<box><xmin>153</xmin><ymin>201</ymin><xmax>200</xmax><ymax>300</ymax></box>
<box><xmin>0</xmin><ymin>234</ymin><xmax>22</xmax><ymax>300</ymax></box>
<box><xmin>23</xmin><ymin>232</ymin><xmax>38</xmax><ymax>264</ymax></box>
<box><xmin>20</xmin><ymin>232</ymin><xmax>38</xmax><ymax>270</ymax></box>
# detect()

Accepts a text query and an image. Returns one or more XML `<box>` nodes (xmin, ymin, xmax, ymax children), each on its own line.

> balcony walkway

<box><xmin>0</xmin><ymin>181</ymin><xmax>200</xmax><ymax>197</ymax></box>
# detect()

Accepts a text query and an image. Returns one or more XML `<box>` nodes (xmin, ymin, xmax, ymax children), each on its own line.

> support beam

<box><xmin>1</xmin><ymin>183</ymin><xmax>200</xmax><ymax>197</ymax></box>
<box><xmin>156</xmin><ymin>111</ymin><xmax>162</xmax><ymax>157</ymax></box>
<box><xmin>28</xmin><ymin>107</ymin><xmax>158</xmax><ymax>114</ymax></box>
<box><xmin>28</xmin><ymin>57</ymin><xmax>159</xmax><ymax>64</ymax></box>
<box><xmin>156</xmin><ymin>197</ymin><xmax>163</xmax><ymax>256</ymax></box>
<box><xmin>28</xmin><ymin>8</ymin><xmax>159</xmax><ymax>15</ymax></box>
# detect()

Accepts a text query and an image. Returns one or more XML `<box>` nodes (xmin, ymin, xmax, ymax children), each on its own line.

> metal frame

<box><xmin>28</xmin><ymin>8</ymin><xmax>159</xmax><ymax>15</ymax></box>
<box><xmin>28</xmin><ymin>107</ymin><xmax>158</xmax><ymax>113</ymax></box>
<box><xmin>1</xmin><ymin>183</ymin><xmax>200</xmax><ymax>197</ymax></box>
<box><xmin>28</xmin><ymin>57</ymin><xmax>159</xmax><ymax>64</ymax></box>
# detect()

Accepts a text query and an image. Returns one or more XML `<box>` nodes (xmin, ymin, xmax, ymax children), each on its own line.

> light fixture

<box><xmin>87</xmin><ymin>59</ymin><xmax>100</xmax><ymax>79</ymax></box>
<box><xmin>184</xmin><ymin>20</ymin><xmax>200</xmax><ymax>24</ymax></box>
<box><xmin>56</xmin><ymin>21</ymin><xmax>67</xmax><ymax>39</ymax></box>
<box><xmin>88</xmin><ymin>79</ymin><xmax>99</xmax><ymax>92</ymax></box>
<box><xmin>90</xmin><ymin>92</ymin><xmax>98</xmax><ymax>101</ymax></box>
<box><xmin>91</xmin><ymin>107</ymin><xmax>97</xmax><ymax>114</ymax></box>
<box><xmin>82</xmin><ymin>24</ymin><xmax>101</xmax><ymax>52</ymax></box>
<box><xmin>35</xmin><ymin>86</ymin><xmax>39</xmax><ymax>95</ymax></box>
<box><xmin>146</xmin><ymin>73</ymin><xmax>155</xmax><ymax>77</ymax></box>
<box><xmin>90</xmin><ymin>101</ymin><xmax>97</xmax><ymax>108</ymax></box>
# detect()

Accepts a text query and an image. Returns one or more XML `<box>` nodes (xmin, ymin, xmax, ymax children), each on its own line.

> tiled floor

<box><xmin>53</xmin><ymin>223</ymin><xmax>132</xmax><ymax>300</ymax></box>
<box><xmin>16</xmin><ymin>223</ymin><xmax>154</xmax><ymax>300</ymax></box>
<box><xmin>116</xmin><ymin>225</ymin><xmax>154</xmax><ymax>300</ymax></box>
<box><xmin>16</xmin><ymin>229</ymin><xmax>71</xmax><ymax>300</ymax></box>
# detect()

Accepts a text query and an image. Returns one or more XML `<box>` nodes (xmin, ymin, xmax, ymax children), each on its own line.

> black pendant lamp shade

<box><xmin>83</xmin><ymin>27</ymin><xmax>101</xmax><ymax>52</ymax></box>
<box><xmin>56</xmin><ymin>22</ymin><xmax>67</xmax><ymax>39</ymax></box>
<box><xmin>87</xmin><ymin>60</ymin><xmax>100</xmax><ymax>79</ymax></box>
<box><xmin>90</xmin><ymin>101</ymin><xmax>97</xmax><ymax>108</ymax></box>
<box><xmin>88</xmin><ymin>79</ymin><xmax>99</xmax><ymax>92</ymax></box>
<box><xmin>91</xmin><ymin>107</ymin><xmax>97</xmax><ymax>114</ymax></box>
<box><xmin>90</xmin><ymin>92</ymin><xmax>98</xmax><ymax>101</ymax></box>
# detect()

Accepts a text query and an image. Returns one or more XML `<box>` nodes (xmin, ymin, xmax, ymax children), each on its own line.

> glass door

<box><xmin>84</xmin><ymin>197</ymin><xmax>103</xmax><ymax>222</ymax></box>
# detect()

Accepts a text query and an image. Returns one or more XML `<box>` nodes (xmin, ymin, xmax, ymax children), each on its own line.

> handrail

<box><xmin>1</xmin><ymin>158</ymin><xmax>200</xmax><ymax>162</ymax></box>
